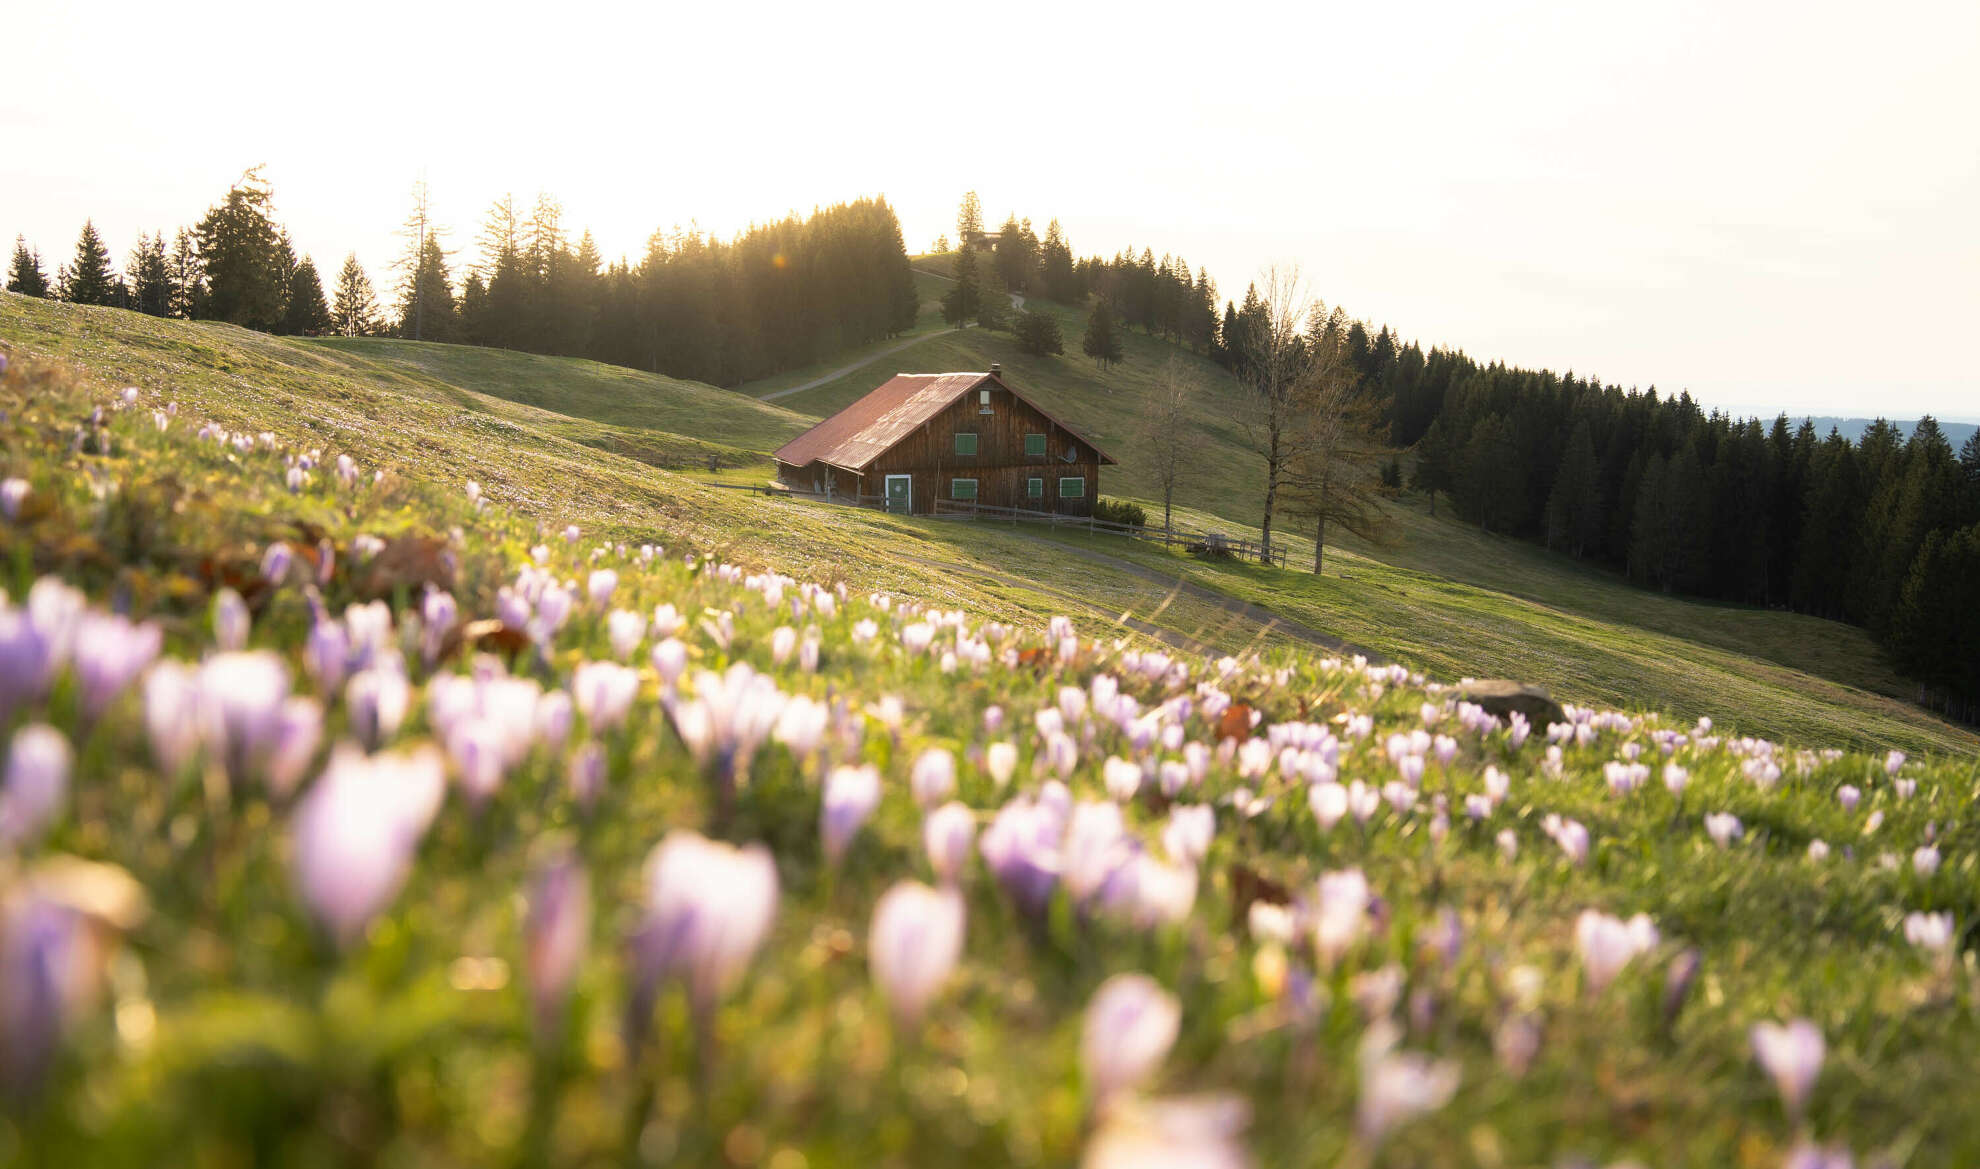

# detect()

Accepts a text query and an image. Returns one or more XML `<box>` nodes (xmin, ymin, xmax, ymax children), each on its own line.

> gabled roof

<box><xmin>773</xmin><ymin>371</ymin><xmax>1117</xmax><ymax>471</ymax></box>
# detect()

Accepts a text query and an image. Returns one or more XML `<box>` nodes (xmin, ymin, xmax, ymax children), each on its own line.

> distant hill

<box><xmin>1795</xmin><ymin>415</ymin><xmax>1976</xmax><ymax>448</ymax></box>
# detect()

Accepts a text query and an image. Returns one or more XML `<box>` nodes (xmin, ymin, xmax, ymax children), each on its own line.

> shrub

<box><xmin>1093</xmin><ymin>497</ymin><xmax>1146</xmax><ymax>529</ymax></box>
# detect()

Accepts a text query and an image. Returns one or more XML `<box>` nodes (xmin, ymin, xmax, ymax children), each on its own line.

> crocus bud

<box><xmin>586</xmin><ymin>568</ymin><xmax>617</xmax><ymax>608</ymax></box>
<box><xmin>1162</xmin><ymin>805</ymin><xmax>1214</xmax><ymax>866</ymax></box>
<box><xmin>0</xmin><ymin>478</ymin><xmax>27</xmax><ymax>521</ymax></box>
<box><xmin>1704</xmin><ymin>812</ymin><xmax>1742</xmax><ymax>849</ymax></box>
<box><xmin>986</xmin><ymin>741</ymin><xmax>1018</xmax><ymax>787</ymax></box>
<box><xmin>910</xmin><ymin>748</ymin><xmax>956</xmax><ymax>809</ymax></box>
<box><xmin>923</xmin><ymin>802</ymin><xmax>976</xmax><ymax>884</ymax></box>
<box><xmin>868</xmin><ymin>880</ymin><xmax>965</xmax><ymax>1027</ymax></box>
<box><xmin>1751</xmin><ymin>1018</ymin><xmax>1824</xmax><ymax>1120</ymax></box>
<box><xmin>1357</xmin><ymin>1023</ymin><xmax>1460</xmax><ymax>1143</ymax></box>
<box><xmin>608</xmin><ymin>609</ymin><xmax>646</xmax><ymax>661</ymax></box>
<box><xmin>525</xmin><ymin>852</ymin><xmax>591</xmax><ymax>1037</ymax></box>
<box><xmin>212</xmin><ymin>588</ymin><xmax>250</xmax><ymax>651</ymax></box>
<box><xmin>1082</xmin><ymin>973</ymin><xmax>1181</xmax><ymax>1105</ymax></box>
<box><xmin>650</xmin><ymin>638</ymin><xmax>688</xmax><ymax>688</ymax></box>
<box><xmin>0</xmin><ymin>725</ymin><xmax>71</xmax><ymax>846</ymax></box>
<box><xmin>199</xmin><ymin>651</ymin><xmax>291</xmax><ymax>784</ymax></box>
<box><xmin>627</xmin><ymin>832</ymin><xmax>778</xmax><ymax>1016</ymax></box>
<box><xmin>821</xmin><ymin>764</ymin><xmax>881</xmax><ymax>864</ymax></box>
<box><xmin>291</xmin><ymin>744</ymin><xmax>447</xmax><ymax>945</ymax></box>
<box><xmin>1575</xmin><ymin>909</ymin><xmax>1658</xmax><ymax>993</ymax></box>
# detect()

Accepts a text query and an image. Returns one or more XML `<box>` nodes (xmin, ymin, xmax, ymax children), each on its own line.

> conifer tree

<box><xmin>58</xmin><ymin>219</ymin><xmax>117</xmax><ymax>305</ymax></box>
<box><xmin>6</xmin><ymin>236</ymin><xmax>49</xmax><ymax>297</ymax></box>
<box><xmin>955</xmin><ymin>191</ymin><xmax>984</xmax><ymax>248</ymax></box>
<box><xmin>397</xmin><ymin>232</ymin><xmax>457</xmax><ymax>341</ymax></box>
<box><xmin>1081</xmin><ymin>299</ymin><xmax>1122</xmax><ymax>368</ymax></box>
<box><xmin>940</xmin><ymin>244</ymin><xmax>983</xmax><ymax>327</ymax></box>
<box><xmin>331</xmin><ymin>253</ymin><xmax>379</xmax><ymax>337</ymax></box>
<box><xmin>127</xmin><ymin>232</ymin><xmax>175</xmax><ymax>316</ymax></box>
<box><xmin>1544</xmin><ymin>419</ymin><xmax>1601</xmax><ymax>556</ymax></box>
<box><xmin>930</xmin><ymin>234</ymin><xmax>951</xmax><ymax>254</ymax></box>
<box><xmin>1410</xmin><ymin>418</ymin><xmax>1456</xmax><ymax>516</ymax></box>
<box><xmin>280</xmin><ymin>257</ymin><xmax>333</xmax><ymax>335</ymax></box>
<box><xmin>1039</xmin><ymin>219</ymin><xmax>1078</xmax><ymax>303</ymax></box>
<box><xmin>1013</xmin><ymin>308</ymin><xmax>1063</xmax><ymax>356</ymax></box>
<box><xmin>168</xmin><ymin>229</ymin><xmax>204</xmax><ymax>318</ymax></box>
<box><xmin>195</xmin><ymin>169</ymin><xmax>290</xmax><ymax>329</ymax></box>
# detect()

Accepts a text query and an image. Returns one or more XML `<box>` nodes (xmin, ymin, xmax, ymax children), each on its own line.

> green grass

<box><xmin>4</xmin><ymin>331</ymin><xmax>1980</xmax><ymax>1168</ymax></box>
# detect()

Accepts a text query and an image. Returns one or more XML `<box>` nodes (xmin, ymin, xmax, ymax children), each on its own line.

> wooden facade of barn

<box><xmin>773</xmin><ymin>365</ymin><xmax>1114</xmax><ymax>516</ymax></box>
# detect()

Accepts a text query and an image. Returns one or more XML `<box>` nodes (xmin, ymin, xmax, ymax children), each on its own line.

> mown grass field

<box><xmin>2</xmin><ymin>301</ymin><xmax>1978</xmax><ymax>1168</ymax></box>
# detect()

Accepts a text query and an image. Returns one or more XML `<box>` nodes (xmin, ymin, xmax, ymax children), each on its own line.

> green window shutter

<box><xmin>1024</xmin><ymin>433</ymin><xmax>1046</xmax><ymax>457</ymax></box>
<box><xmin>1059</xmin><ymin>476</ymin><xmax>1085</xmax><ymax>498</ymax></box>
<box><xmin>1026</xmin><ymin>477</ymin><xmax>1043</xmax><ymax>498</ymax></box>
<box><xmin>954</xmin><ymin>432</ymin><xmax>978</xmax><ymax>456</ymax></box>
<box><xmin>951</xmin><ymin>478</ymin><xmax>977</xmax><ymax>500</ymax></box>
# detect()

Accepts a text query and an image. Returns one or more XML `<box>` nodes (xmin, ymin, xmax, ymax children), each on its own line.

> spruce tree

<box><xmin>1081</xmin><ymin>299</ymin><xmax>1122</xmax><ymax>368</ymax></box>
<box><xmin>128</xmin><ymin>232</ymin><xmax>176</xmax><ymax>316</ymax></box>
<box><xmin>397</xmin><ymin>232</ymin><xmax>457</xmax><ymax>341</ymax></box>
<box><xmin>331</xmin><ymin>253</ymin><xmax>379</xmax><ymax>337</ymax></box>
<box><xmin>6</xmin><ymin>236</ymin><xmax>49</xmax><ymax>296</ymax></box>
<box><xmin>280</xmin><ymin>257</ymin><xmax>333</xmax><ymax>335</ymax></box>
<box><xmin>1013</xmin><ymin>308</ymin><xmax>1064</xmax><ymax>356</ymax></box>
<box><xmin>168</xmin><ymin>229</ymin><xmax>204</xmax><ymax>318</ymax></box>
<box><xmin>195</xmin><ymin>169</ymin><xmax>289</xmax><ymax>329</ymax></box>
<box><xmin>955</xmin><ymin>191</ymin><xmax>984</xmax><ymax>248</ymax></box>
<box><xmin>975</xmin><ymin>289</ymin><xmax>1009</xmax><ymax>331</ymax></box>
<box><xmin>58</xmin><ymin>220</ymin><xmax>117</xmax><ymax>305</ymax></box>
<box><xmin>940</xmin><ymin>244</ymin><xmax>982</xmax><ymax>327</ymax></box>
<box><xmin>1039</xmin><ymin>219</ymin><xmax>1078</xmax><ymax>302</ymax></box>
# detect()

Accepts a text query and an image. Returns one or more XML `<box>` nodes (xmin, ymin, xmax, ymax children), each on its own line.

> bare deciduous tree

<box><xmin>1284</xmin><ymin>306</ymin><xmax>1394</xmax><ymax>573</ymax></box>
<box><xmin>1137</xmin><ymin>355</ymin><xmax>1200</xmax><ymax>535</ymax></box>
<box><xmin>1236</xmin><ymin>264</ymin><xmax>1314</xmax><ymax>563</ymax></box>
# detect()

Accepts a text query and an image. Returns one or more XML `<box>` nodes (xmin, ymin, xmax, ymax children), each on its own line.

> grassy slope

<box><xmin>5</xmin><ymin>294</ymin><xmax>1970</xmax><ymax>756</ymax></box>
<box><xmin>732</xmin><ymin>281</ymin><xmax>1975</xmax><ymax>756</ymax></box>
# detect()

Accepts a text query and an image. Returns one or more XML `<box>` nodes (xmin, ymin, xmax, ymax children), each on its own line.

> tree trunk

<box><xmin>1163</xmin><ymin>482</ymin><xmax>1174</xmax><ymax>537</ymax></box>
<box><xmin>1312</xmin><ymin>510</ymin><xmax>1327</xmax><ymax>575</ymax></box>
<box><xmin>1260</xmin><ymin>422</ymin><xmax>1280</xmax><ymax>561</ymax></box>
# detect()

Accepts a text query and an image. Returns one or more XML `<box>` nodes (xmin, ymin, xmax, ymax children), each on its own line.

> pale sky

<box><xmin>5</xmin><ymin>0</ymin><xmax>1975</xmax><ymax>421</ymax></box>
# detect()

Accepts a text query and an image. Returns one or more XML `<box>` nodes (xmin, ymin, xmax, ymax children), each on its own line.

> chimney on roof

<box><xmin>989</xmin><ymin>363</ymin><xmax>1002</xmax><ymax>378</ymax></box>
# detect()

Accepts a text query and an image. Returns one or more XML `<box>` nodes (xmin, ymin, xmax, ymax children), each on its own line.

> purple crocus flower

<box><xmin>567</xmin><ymin>743</ymin><xmax>607</xmax><ymax>810</ymax></box>
<box><xmin>1752</xmin><ymin>1018</ymin><xmax>1825</xmax><ymax>1122</ymax></box>
<box><xmin>979</xmin><ymin>794</ymin><xmax>1063</xmax><ymax>914</ymax></box>
<box><xmin>70</xmin><ymin>612</ymin><xmax>162</xmax><ymax>719</ymax></box>
<box><xmin>212</xmin><ymin>588</ymin><xmax>250</xmax><ymax>652</ymax></box>
<box><xmin>625</xmin><ymin>832</ymin><xmax>778</xmax><ymax>1039</ymax></box>
<box><xmin>1081</xmin><ymin>973</ymin><xmax>1181</xmax><ymax>1104</ymax></box>
<box><xmin>0</xmin><ymin>725</ymin><xmax>72</xmax><ymax>846</ymax></box>
<box><xmin>821</xmin><ymin>764</ymin><xmax>882</xmax><ymax>865</ymax></box>
<box><xmin>291</xmin><ymin>743</ymin><xmax>447</xmax><ymax>945</ymax></box>
<box><xmin>0</xmin><ymin>896</ymin><xmax>92</xmax><ymax>1098</ymax></box>
<box><xmin>869</xmin><ymin>880</ymin><xmax>965</xmax><ymax>1027</ymax></box>
<box><xmin>197</xmin><ymin>652</ymin><xmax>290</xmax><ymax>785</ymax></box>
<box><xmin>0</xmin><ymin>478</ymin><xmax>29</xmax><ymax>522</ymax></box>
<box><xmin>260</xmin><ymin>542</ymin><xmax>293</xmax><ymax>587</ymax></box>
<box><xmin>525</xmin><ymin>851</ymin><xmax>591</xmax><ymax>1037</ymax></box>
<box><xmin>923</xmin><ymin>802</ymin><xmax>976</xmax><ymax>884</ymax></box>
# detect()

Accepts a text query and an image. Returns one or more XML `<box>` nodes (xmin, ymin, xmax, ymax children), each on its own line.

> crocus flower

<box><xmin>1704</xmin><ymin>812</ymin><xmax>1742</xmax><ymax>849</ymax></box>
<box><xmin>868</xmin><ymin>880</ymin><xmax>966</xmax><ymax>1027</ymax></box>
<box><xmin>986</xmin><ymin>741</ymin><xmax>1018</xmax><ymax>787</ymax></box>
<box><xmin>1356</xmin><ymin>1022</ymin><xmax>1460</xmax><ymax>1143</ymax></box>
<box><xmin>0</xmin><ymin>478</ymin><xmax>27</xmax><ymax>521</ymax></box>
<box><xmin>626</xmin><ymin>831</ymin><xmax>778</xmax><ymax>1022</ymax></box>
<box><xmin>212</xmin><ymin>588</ymin><xmax>250</xmax><ymax>651</ymax></box>
<box><xmin>822</xmin><ymin>765</ymin><xmax>882</xmax><ymax>864</ymax></box>
<box><xmin>70</xmin><ymin>613</ymin><xmax>162</xmax><ymax>719</ymax></box>
<box><xmin>291</xmin><ymin>744</ymin><xmax>447</xmax><ymax>945</ymax></box>
<box><xmin>1080</xmin><ymin>1094</ymin><xmax>1250</xmax><ymax>1169</ymax></box>
<box><xmin>1751</xmin><ymin>1018</ymin><xmax>1824</xmax><ymax>1120</ymax></box>
<box><xmin>1885</xmin><ymin>750</ymin><xmax>1905</xmax><ymax>776</ymax></box>
<box><xmin>1807</xmin><ymin>839</ymin><xmax>1830</xmax><ymax>861</ymax></box>
<box><xmin>1913</xmin><ymin>845</ymin><xmax>1941</xmax><ymax>877</ymax></box>
<box><xmin>199</xmin><ymin>652</ymin><xmax>291</xmax><ymax>783</ymax></box>
<box><xmin>607</xmin><ymin>609</ymin><xmax>647</xmax><ymax>661</ymax></box>
<box><xmin>1064</xmin><ymin>801</ymin><xmax>1132</xmax><ymax>905</ymax></box>
<box><xmin>1902</xmin><ymin>910</ymin><xmax>1953</xmax><ymax>953</ymax></box>
<box><xmin>0</xmin><ymin>725</ymin><xmax>71</xmax><ymax>846</ymax></box>
<box><xmin>663</xmin><ymin>664</ymin><xmax>787</xmax><ymax>792</ymax></box>
<box><xmin>923</xmin><ymin>802</ymin><xmax>975</xmax><ymax>884</ymax></box>
<box><xmin>345</xmin><ymin>665</ymin><xmax>411</xmax><ymax>750</ymax></box>
<box><xmin>1082</xmin><ymin>973</ymin><xmax>1181</xmax><ymax>1104</ymax></box>
<box><xmin>585</xmin><ymin>569</ymin><xmax>617</xmax><ymax>608</ymax></box>
<box><xmin>525</xmin><ymin>851</ymin><xmax>591</xmax><ymax>1037</ymax></box>
<box><xmin>572</xmin><ymin>661</ymin><xmax>641</xmax><ymax>731</ymax></box>
<box><xmin>979</xmin><ymin>794</ymin><xmax>1064</xmax><ymax>914</ymax></box>
<box><xmin>1835</xmin><ymin>785</ymin><xmax>1860</xmax><ymax>812</ymax></box>
<box><xmin>650</xmin><ymin>638</ymin><xmax>688</xmax><ymax>687</ymax></box>
<box><xmin>1575</xmin><ymin>909</ymin><xmax>1658</xmax><ymax>992</ymax></box>
<box><xmin>910</xmin><ymin>748</ymin><xmax>956</xmax><ymax>809</ymax></box>
<box><xmin>1163</xmin><ymin>805</ymin><xmax>1214</xmax><ymax>866</ymax></box>
<box><xmin>265</xmin><ymin>698</ymin><xmax>324</xmax><ymax>798</ymax></box>
<box><xmin>1104</xmin><ymin>756</ymin><xmax>1143</xmax><ymax>802</ymax></box>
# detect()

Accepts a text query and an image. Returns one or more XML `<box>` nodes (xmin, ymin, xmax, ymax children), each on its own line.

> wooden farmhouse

<box><xmin>772</xmin><ymin>364</ymin><xmax>1115</xmax><ymax>516</ymax></box>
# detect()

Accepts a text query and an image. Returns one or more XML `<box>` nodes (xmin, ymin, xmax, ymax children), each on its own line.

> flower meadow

<box><xmin>1</xmin><ymin>360</ymin><xmax>1978</xmax><ymax>1167</ymax></box>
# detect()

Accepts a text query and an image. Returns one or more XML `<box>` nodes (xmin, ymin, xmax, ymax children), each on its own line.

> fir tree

<box><xmin>1410</xmin><ymin>417</ymin><xmax>1456</xmax><ymax>516</ymax></box>
<box><xmin>930</xmin><ymin>234</ymin><xmax>951</xmax><ymax>254</ymax></box>
<box><xmin>1544</xmin><ymin>419</ymin><xmax>1601</xmax><ymax>556</ymax></box>
<box><xmin>58</xmin><ymin>219</ymin><xmax>117</xmax><ymax>305</ymax></box>
<box><xmin>975</xmin><ymin>290</ymin><xmax>1009</xmax><ymax>332</ymax></box>
<box><xmin>940</xmin><ymin>244</ymin><xmax>982</xmax><ymax>327</ymax></box>
<box><xmin>6</xmin><ymin>236</ymin><xmax>49</xmax><ymax>297</ymax></box>
<box><xmin>331</xmin><ymin>253</ymin><xmax>379</xmax><ymax>337</ymax></box>
<box><xmin>1013</xmin><ymin>308</ymin><xmax>1063</xmax><ymax>356</ymax></box>
<box><xmin>1039</xmin><ymin>219</ymin><xmax>1078</xmax><ymax>302</ymax></box>
<box><xmin>1081</xmin><ymin>299</ymin><xmax>1122</xmax><ymax>368</ymax></box>
<box><xmin>168</xmin><ymin>229</ymin><xmax>204</xmax><ymax>318</ymax></box>
<box><xmin>280</xmin><ymin>257</ymin><xmax>333</xmax><ymax>335</ymax></box>
<box><xmin>195</xmin><ymin>169</ymin><xmax>289</xmax><ymax>329</ymax></box>
<box><xmin>127</xmin><ymin>232</ymin><xmax>176</xmax><ymax>316</ymax></box>
<box><xmin>397</xmin><ymin>232</ymin><xmax>457</xmax><ymax>341</ymax></box>
<box><xmin>955</xmin><ymin>191</ymin><xmax>984</xmax><ymax>247</ymax></box>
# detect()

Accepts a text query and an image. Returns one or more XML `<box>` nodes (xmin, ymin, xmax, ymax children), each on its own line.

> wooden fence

<box><xmin>701</xmin><ymin>481</ymin><xmax>1292</xmax><ymax>569</ymax></box>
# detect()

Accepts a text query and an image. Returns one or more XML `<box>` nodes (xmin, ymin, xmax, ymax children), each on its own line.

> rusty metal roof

<box><xmin>772</xmin><ymin>371</ymin><xmax>1117</xmax><ymax>472</ymax></box>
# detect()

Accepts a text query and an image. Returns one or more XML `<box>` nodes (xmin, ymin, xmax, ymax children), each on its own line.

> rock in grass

<box><xmin>1456</xmin><ymin>680</ymin><xmax>1566</xmax><ymax>729</ymax></box>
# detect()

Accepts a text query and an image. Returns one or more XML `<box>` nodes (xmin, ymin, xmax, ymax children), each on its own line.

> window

<box><xmin>954</xmin><ymin>432</ymin><xmax>978</xmax><ymax>455</ymax></box>
<box><xmin>1024</xmin><ymin>432</ymin><xmax>1047</xmax><ymax>457</ymax></box>
<box><xmin>1058</xmin><ymin>476</ymin><xmax>1086</xmax><ymax>498</ymax></box>
<box><xmin>951</xmin><ymin>478</ymin><xmax>978</xmax><ymax>500</ymax></box>
<box><xmin>979</xmin><ymin>389</ymin><xmax>993</xmax><ymax>413</ymax></box>
<box><xmin>1026</xmin><ymin>476</ymin><xmax>1043</xmax><ymax>498</ymax></box>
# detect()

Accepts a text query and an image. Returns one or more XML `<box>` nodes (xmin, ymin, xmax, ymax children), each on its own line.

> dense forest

<box><xmin>9</xmin><ymin>181</ymin><xmax>1977</xmax><ymax>715</ymax></box>
<box><xmin>6</xmin><ymin>171</ymin><xmax>919</xmax><ymax>388</ymax></box>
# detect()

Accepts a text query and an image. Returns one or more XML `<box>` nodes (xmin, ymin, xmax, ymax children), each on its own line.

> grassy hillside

<box><xmin>4</xmin><ymin>319</ymin><xmax>1980</xmax><ymax>1168</ymax></box>
<box><xmin>4</xmin><ymin>294</ymin><xmax>1971</xmax><ymax>757</ymax></box>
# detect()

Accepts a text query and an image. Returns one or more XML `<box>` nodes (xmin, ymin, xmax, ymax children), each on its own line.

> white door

<box><xmin>884</xmin><ymin>474</ymin><xmax>912</xmax><ymax>514</ymax></box>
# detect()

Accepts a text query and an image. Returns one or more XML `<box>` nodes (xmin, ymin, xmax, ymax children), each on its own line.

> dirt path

<box><xmin>756</xmin><ymin>333</ymin><xmax>936</xmax><ymax>403</ymax></box>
